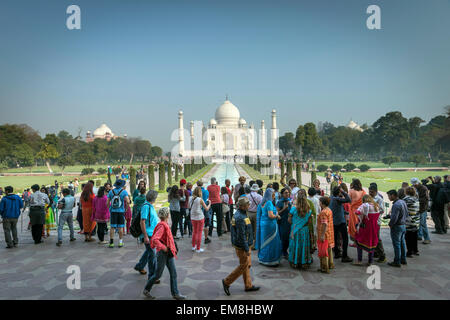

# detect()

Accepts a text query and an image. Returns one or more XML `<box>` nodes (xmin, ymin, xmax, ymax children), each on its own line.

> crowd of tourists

<box><xmin>0</xmin><ymin>169</ymin><xmax>449</xmax><ymax>299</ymax></box>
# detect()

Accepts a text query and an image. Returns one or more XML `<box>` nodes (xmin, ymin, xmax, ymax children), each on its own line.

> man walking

<box><xmin>56</xmin><ymin>188</ymin><xmax>76</xmax><ymax>246</ymax></box>
<box><xmin>386</xmin><ymin>190</ymin><xmax>408</xmax><ymax>267</ymax></box>
<box><xmin>246</xmin><ymin>184</ymin><xmax>262</xmax><ymax>243</ymax></box>
<box><xmin>134</xmin><ymin>190</ymin><xmax>159</xmax><ymax>281</ymax></box>
<box><xmin>329</xmin><ymin>186</ymin><xmax>353</xmax><ymax>262</ymax></box>
<box><xmin>222</xmin><ymin>197</ymin><xmax>259</xmax><ymax>296</ymax></box>
<box><xmin>29</xmin><ymin>184</ymin><xmax>49</xmax><ymax>244</ymax></box>
<box><xmin>107</xmin><ymin>179</ymin><xmax>130</xmax><ymax>248</ymax></box>
<box><xmin>411</xmin><ymin>178</ymin><xmax>431</xmax><ymax>243</ymax></box>
<box><xmin>207</xmin><ymin>177</ymin><xmax>223</xmax><ymax>237</ymax></box>
<box><xmin>0</xmin><ymin>186</ymin><xmax>23</xmax><ymax>248</ymax></box>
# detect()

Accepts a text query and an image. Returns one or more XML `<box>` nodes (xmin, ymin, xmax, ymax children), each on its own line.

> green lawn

<box><xmin>340</xmin><ymin>170</ymin><xmax>450</xmax><ymax>192</ymax></box>
<box><xmin>315</xmin><ymin>161</ymin><xmax>445</xmax><ymax>169</ymax></box>
<box><xmin>1</xmin><ymin>162</ymin><xmax>150</xmax><ymax>174</ymax></box>
<box><xmin>0</xmin><ymin>175</ymin><xmax>108</xmax><ymax>192</ymax></box>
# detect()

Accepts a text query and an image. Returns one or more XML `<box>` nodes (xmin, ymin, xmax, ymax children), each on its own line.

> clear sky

<box><xmin>1</xmin><ymin>0</ymin><xmax>449</xmax><ymax>150</ymax></box>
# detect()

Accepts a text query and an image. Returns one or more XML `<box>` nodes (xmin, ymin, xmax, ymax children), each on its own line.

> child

<box><xmin>317</xmin><ymin>196</ymin><xmax>335</xmax><ymax>273</ymax></box>
<box><xmin>56</xmin><ymin>188</ymin><xmax>76</xmax><ymax>246</ymax></box>
<box><xmin>222</xmin><ymin>197</ymin><xmax>260</xmax><ymax>296</ymax></box>
<box><xmin>143</xmin><ymin>207</ymin><xmax>187</xmax><ymax>300</ymax></box>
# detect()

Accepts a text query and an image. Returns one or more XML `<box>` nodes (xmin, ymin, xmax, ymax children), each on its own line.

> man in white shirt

<box><xmin>246</xmin><ymin>184</ymin><xmax>262</xmax><ymax>245</ymax></box>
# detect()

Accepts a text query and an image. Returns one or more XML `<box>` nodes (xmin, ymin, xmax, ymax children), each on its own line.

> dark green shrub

<box><xmin>97</xmin><ymin>168</ymin><xmax>107</xmax><ymax>175</ymax></box>
<box><xmin>358</xmin><ymin>164</ymin><xmax>371</xmax><ymax>172</ymax></box>
<box><xmin>330</xmin><ymin>164</ymin><xmax>343</xmax><ymax>172</ymax></box>
<box><xmin>317</xmin><ymin>164</ymin><xmax>328</xmax><ymax>172</ymax></box>
<box><xmin>343</xmin><ymin>163</ymin><xmax>356</xmax><ymax>172</ymax></box>
<box><xmin>81</xmin><ymin>168</ymin><xmax>95</xmax><ymax>175</ymax></box>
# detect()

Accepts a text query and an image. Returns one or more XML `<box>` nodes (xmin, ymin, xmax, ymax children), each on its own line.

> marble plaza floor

<box><xmin>0</xmin><ymin>222</ymin><xmax>449</xmax><ymax>300</ymax></box>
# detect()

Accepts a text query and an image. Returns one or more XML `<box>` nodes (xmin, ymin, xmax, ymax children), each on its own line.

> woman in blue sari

<box><xmin>288</xmin><ymin>193</ymin><xmax>313</xmax><ymax>269</ymax></box>
<box><xmin>256</xmin><ymin>188</ymin><xmax>282</xmax><ymax>266</ymax></box>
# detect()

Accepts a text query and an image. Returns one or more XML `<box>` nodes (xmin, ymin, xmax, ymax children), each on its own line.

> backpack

<box><xmin>111</xmin><ymin>189</ymin><xmax>124</xmax><ymax>210</ymax></box>
<box><xmin>130</xmin><ymin>203</ymin><xmax>149</xmax><ymax>238</ymax></box>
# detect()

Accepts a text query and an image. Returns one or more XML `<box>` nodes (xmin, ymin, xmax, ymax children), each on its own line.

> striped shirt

<box><xmin>403</xmin><ymin>195</ymin><xmax>420</xmax><ymax>230</ymax></box>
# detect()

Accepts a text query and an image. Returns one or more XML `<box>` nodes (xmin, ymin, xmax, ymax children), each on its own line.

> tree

<box><xmin>296</xmin><ymin>162</ymin><xmax>302</xmax><ymax>187</ymax></box>
<box><xmin>175</xmin><ymin>164</ymin><xmax>179</xmax><ymax>181</ymax></box>
<box><xmin>12</xmin><ymin>144</ymin><xmax>35</xmax><ymax>169</ymax></box>
<box><xmin>151</xmin><ymin>146</ymin><xmax>163</xmax><ymax>160</ymax></box>
<box><xmin>382</xmin><ymin>156</ymin><xmax>400</xmax><ymax>167</ymax></box>
<box><xmin>159</xmin><ymin>163</ymin><xmax>165</xmax><ymax>191</ymax></box>
<box><xmin>287</xmin><ymin>161</ymin><xmax>293</xmax><ymax>179</ymax></box>
<box><xmin>279</xmin><ymin>132</ymin><xmax>296</xmax><ymax>157</ymax></box>
<box><xmin>280</xmin><ymin>160</ymin><xmax>285</xmax><ymax>177</ymax></box>
<box><xmin>148</xmin><ymin>164</ymin><xmax>155</xmax><ymax>189</ymax></box>
<box><xmin>167</xmin><ymin>160</ymin><xmax>173</xmax><ymax>186</ymax></box>
<box><xmin>297</xmin><ymin>123</ymin><xmax>323</xmax><ymax>158</ymax></box>
<box><xmin>129</xmin><ymin>167</ymin><xmax>137</xmax><ymax>195</ymax></box>
<box><xmin>343</xmin><ymin>163</ymin><xmax>356</xmax><ymax>172</ymax></box>
<box><xmin>135</xmin><ymin>140</ymin><xmax>152</xmax><ymax>161</ymax></box>
<box><xmin>409</xmin><ymin>154</ymin><xmax>426</xmax><ymax>167</ymax></box>
<box><xmin>36</xmin><ymin>143</ymin><xmax>60</xmax><ymax>173</ymax></box>
<box><xmin>57</xmin><ymin>156</ymin><xmax>75</xmax><ymax>175</ymax></box>
<box><xmin>330</xmin><ymin>164</ymin><xmax>342</xmax><ymax>172</ymax></box>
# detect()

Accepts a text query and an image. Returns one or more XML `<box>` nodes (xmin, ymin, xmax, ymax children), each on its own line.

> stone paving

<box><xmin>0</xmin><ymin>220</ymin><xmax>449</xmax><ymax>300</ymax></box>
<box><xmin>1</xmin><ymin>164</ymin><xmax>449</xmax><ymax>300</ymax></box>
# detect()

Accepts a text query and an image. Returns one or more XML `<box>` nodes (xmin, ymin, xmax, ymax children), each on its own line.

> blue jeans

<box><xmin>57</xmin><ymin>212</ymin><xmax>74</xmax><ymax>242</ymax></box>
<box><xmin>390</xmin><ymin>225</ymin><xmax>407</xmax><ymax>264</ymax></box>
<box><xmin>135</xmin><ymin>243</ymin><xmax>156</xmax><ymax>279</ymax></box>
<box><xmin>417</xmin><ymin>211</ymin><xmax>430</xmax><ymax>241</ymax></box>
<box><xmin>144</xmin><ymin>251</ymin><xmax>179</xmax><ymax>296</ymax></box>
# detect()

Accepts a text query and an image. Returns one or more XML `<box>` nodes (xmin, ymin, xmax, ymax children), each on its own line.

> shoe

<box><xmin>414</xmin><ymin>252</ymin><xmax>420</xmax><ymax>256</ymax></box>
<box><xmin>245</xmin><ymin>286</ymin><xmax>260</xmax><ymax>292</ymax></box>
<box><xmin>401</xmin><ymin>261</ymin><xmax>407</xmax><ymax>265</ymax></box>
<box><xmin>341</xmin><ymin>256</ymin><xmax>353</xmax><ymax>263</ymax></box>
<box><xmin>118</xmin><ymin>242</ymin><xmax>124</xmax><ymax>248</ymax></box>
<box><xmin>222</xmin><ymin>279</ymin><xmax>230</xmax><ymax>296</ymax></box>
<box><xmin>109</xmin><ymin>243</ymin><xmax>114</xmax><ymax>248</ymax></box>
<box><xmin>100</xmin><ymin>241</ymin><xmax>108</xmax><ymax>244</ymax></box>
<box><xmin>192</xmin><ymin>247</ymin><xmax>196</xmax><ymax>251</ymax></box>
<box><xmin>173</xmin><ymin>294</ymin><xmax>187</xmax><ymax>300</ymax></box>
<box><xmin>334</xmin><ymin>254</ymin><xmax>342</xmax><ymax>259</ymax></box>
<box><xmin>155</xmin><ymin>279</ymin><xmax>160</xmax><ymax>284</ymax></box>
<box><xmin>143</xmin><ymin>290</ymin><xmax>155</xmax><ymax>299</ymax></box>
<box><xmin>56</xmin><ymin>241</ymin><xmax>62</xmax><ymax>247</ymax></box>
<box><xmin>134</xmin><ymin>266</ymin><xmax>147</xmax><ymax>275</ymax></box>
<box><xmin>5</xmin><ymin>245</ymin><xmax>13</xmax><ymax>249</ymax></box>
<box><xmin>70</xmin><ymin>238</ymin><xmax>76</xmax><ymax>242</ymax></box>
<box><xmin>423</xmin><ymin>240</ymin><xmax>431</xmax><ymax>244</ymax></box>
<box><xmin>377</xmin><ymin>257</ymin><xmax>387</xmax><ymax>263</ymax></box>
<box><xmin>204</xmin><ymin>238</ymin><xmax>211</xmax><ymax>244</ymax></box>
<box><xmin>406</xmin><ymin>254</ymin><xmax>413</xmax><ymax>258</ymax></box>
<box><xmin>352</xmin><ymin>261</ymin><xmax>363</xmax><ymax>266</ymax></box>
<box><xmin>388</xmin><ymin>262</ymin><xmax>401</xmax><ymax>268</ymax></box>
<box><xmin>417</xmin><ymin>237</ymin><xmax>423</xmax><ymax>241</ymax></box>
<box><xmin>196</xmin><ymin>248</ymin><xmax>204</xmax><ymax>253</ymax></box>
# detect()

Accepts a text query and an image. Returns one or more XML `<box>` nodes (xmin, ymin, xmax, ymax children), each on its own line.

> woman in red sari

<box><xmin>80</xmin><ymin>182</ymin><xmax>96</xmax><ymax>242</ymax></box>
<box><xmin>352</xmin><ymin>195</ymin><xmax>380</xmax><ymax>266</ymax></box>
<box><xmin>348</xmin><ymin>179</ymin><xmax>366</xmax><ymax>246</ymax></box>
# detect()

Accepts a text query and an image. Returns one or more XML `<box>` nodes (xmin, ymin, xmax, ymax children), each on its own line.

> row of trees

<box><xmin>278</xmin><ymin>108</ymin><xmax>450</xmax><ymax>164</ymax></box>
<box><xmin>0</xmin><ymin>124</ymin><xmax>164</xmax><ymax>172</ymax></box>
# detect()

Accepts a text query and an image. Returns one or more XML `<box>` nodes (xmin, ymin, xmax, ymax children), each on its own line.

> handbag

<box><xmin>317</xmin><ymin>239</ymin><xmax>329</xmax><ymax>258</ymax></box>
<box><xmin>222</xmin><ymin>203</ymin><xmax>230</xmax><ymax>214</ymax></box>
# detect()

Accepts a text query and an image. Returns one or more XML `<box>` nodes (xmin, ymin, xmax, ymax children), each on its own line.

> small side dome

<box><xmin>239</xmin><ymin>118</ymin><xmax>247</xmax><ymax>125</ymax></box>
<box><xmin>209</xmin><ymin>118</ymin><xmax>217</xmax><ymax>125</ymax></box>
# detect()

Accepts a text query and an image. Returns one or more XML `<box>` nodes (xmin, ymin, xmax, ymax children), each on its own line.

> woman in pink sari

<box><xmin>352</xmin><ymin>195</ymin><xmax>380</xmax><ymax>266</ymax></box>
<box><xmin>348</xmin><ymin>179</ymin><xmax>366</xmax><ymax>245</ymax></box>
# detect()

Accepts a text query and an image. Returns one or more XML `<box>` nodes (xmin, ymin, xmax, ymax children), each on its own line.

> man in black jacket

<box><xmin>425</xmin><ymin>176</ymin><xmax>445</xmax><ymax>234</ymax></box>
<box><xmin>435</xmin><ymin>180</ymin><xmax>450</xmax><ymax>234</ymax></box>
<box><xmin>222</xmin><ymin>197</ymin><xmax>259</xmax><ymax>296</ymax></box>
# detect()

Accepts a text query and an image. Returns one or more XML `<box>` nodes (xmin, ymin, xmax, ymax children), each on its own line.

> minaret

<box><xmin>260</xmin><ymin>120</ymin><xmax>266</xmax><ymax>153</ymax></box>
<box><xmin>190</xmin><ymin>120</ymin><xmax>194</xmax><ymax>156</ymax></box>
<box><xmin>271</xmin><ymin>109</ymin><xmax>277</xmax><ymax>155</ymax></box>
<box><xmin>178</xmin><ymin>110</ymin><xmax>185</xmax><ymax>156</ymax></box>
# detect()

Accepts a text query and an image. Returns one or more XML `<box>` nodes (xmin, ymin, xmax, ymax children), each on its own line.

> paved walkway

<box><xmin>0</xmin><ymin>164</ymin><xmax>449</xmax><ymax>300</ymax></box>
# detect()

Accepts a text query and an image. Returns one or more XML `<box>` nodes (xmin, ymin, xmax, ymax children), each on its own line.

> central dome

<box><xmin>93</xmin><ymin>124</ymin><xmax>113</xmax><ymax>137</ymax></box>
<box><xmin>215</xmin><ymin>100</ymin><xmax>240</xmax><ymax>125</ymax></box>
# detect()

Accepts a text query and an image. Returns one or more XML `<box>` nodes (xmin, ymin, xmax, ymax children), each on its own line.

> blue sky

<box><xmin>1</xmin><ymin>0</ymin><xmax>449</xmax><ymax>150</ymax></box>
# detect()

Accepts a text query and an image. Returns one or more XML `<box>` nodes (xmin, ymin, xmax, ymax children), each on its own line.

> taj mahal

<box><xmin>175</xmin><ymin>98</ymin><xmax>279</xmax><ymax>163</ymax></box>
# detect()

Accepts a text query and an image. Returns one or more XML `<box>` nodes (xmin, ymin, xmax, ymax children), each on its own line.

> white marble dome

<box><xmin>93</xmin><ymin>124</ymin><xmax>114</xmax><ymax>137</ymax></box>
<box><xmin>239</xmin><ymin>118</ymin><xmax>247</xmax><ymax>125</ymax></box>
<box><xmin>209</xmin><ymin>118</ymin><xmax>217</xmax><ymax>125</ymax></box>
<box><xmin>215</xmin><ymin>100</ymin><xmax>240</xmax><ymax>125</ymax></box>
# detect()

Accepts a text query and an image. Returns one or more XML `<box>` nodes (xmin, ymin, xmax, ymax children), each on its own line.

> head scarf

<box><xmin>261</xmin><ymin>188</ymin><xmax>274</xmax><ymax>207</ymax></box>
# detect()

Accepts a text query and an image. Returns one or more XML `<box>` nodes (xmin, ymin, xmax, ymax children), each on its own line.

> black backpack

<box><xmin>130</xmin><ymin>203</ymin><xmax>149</xmax><ymax>238</ymax></box>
